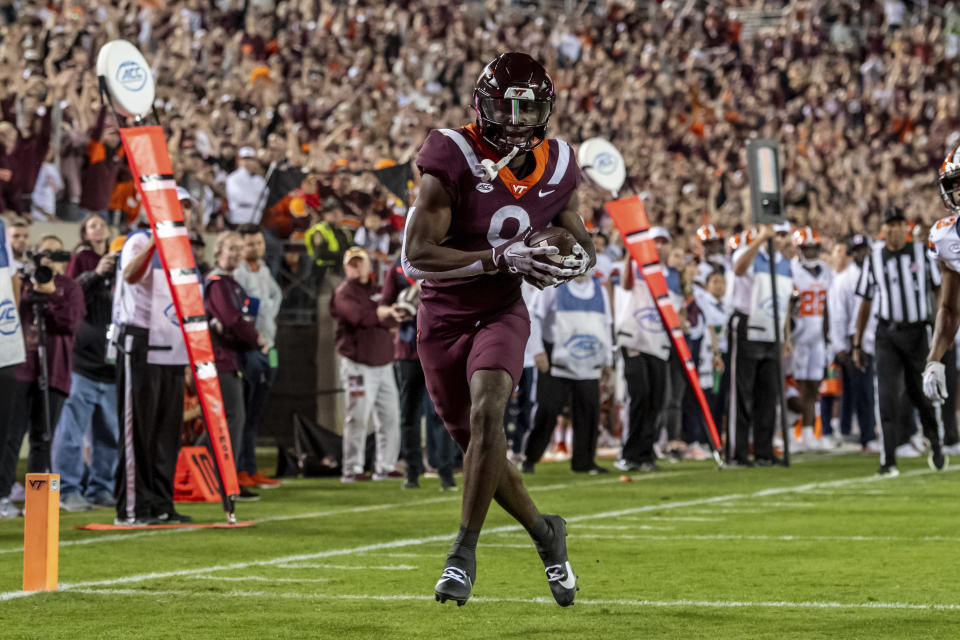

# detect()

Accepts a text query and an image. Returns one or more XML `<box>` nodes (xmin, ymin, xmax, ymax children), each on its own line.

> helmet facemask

<box><xmin>799</xmin><ymin>244</ymin><xmax>821</xmax><ymax>268</ymax></box>
<box><xmin>474</xmin><ymin>93</ymin><xmax>552</xmax><ymax>156</ymax></box>
<box><xmin>940</xmin><ymin>167</ymin><xmax>960</xmax><ymax>212</ymax></box>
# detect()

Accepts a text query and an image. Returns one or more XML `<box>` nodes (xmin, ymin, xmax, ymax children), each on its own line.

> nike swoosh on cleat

<box><xmin>558</xmin><ymin>561</ymin><xmax>576</xmax><ymax>590</ymax></box>
<box><xmin>539</xmin><ymin>189</ymin><xmax>555</xmax><ymax>197</ymax></box>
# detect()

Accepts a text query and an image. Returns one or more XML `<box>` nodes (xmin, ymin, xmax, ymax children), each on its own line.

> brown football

<box><xmin>525</xmin><ymin>227</ymin><xmax>578</xmax><ymax>266</ymax></box>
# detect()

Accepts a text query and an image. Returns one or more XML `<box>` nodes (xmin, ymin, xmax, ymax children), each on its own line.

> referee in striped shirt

<box><xmin>853</xmin><ymin>207</ymin><xmax>945</xmax><ymax>476</ymax></box>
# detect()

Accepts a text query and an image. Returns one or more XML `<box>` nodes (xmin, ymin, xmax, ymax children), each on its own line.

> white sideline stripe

<box><xmin>751</xmin><ymin>501</ymin><xmax>816</xmax><ymax>508</ymax></box>
<box><xmin>0</xmin><ymin>473</ymin><xmax>643</xmax><ymax>556</ymax></box>
<box><xmin>489</xmin><ymin>524</ymin><xmax>675</xmax><ymax>537</ymax></box>
<box><xmin>685</xmin><ymin>508</ymin><xmax>761</xmax><ymax>514</ymax></box>
<box><xmin>275</xmin><ymin>564</ymin><xmax>418</xmax><ymax>571</ymax></box>
<box><xmin>573</xmin><ymin>534</ymin><xmax>960</xmax><ymax>544</ymax></box>
<box><xmin>646</xmin><ymin>517</ymin><xmax>725</xmax><ymax>522</ymax></box>
<box><xmin>0</xmin><ymin>530</ymin><xmax>191</xmax><ymax>555</ymax></box>
<box><xmin>64</xmin><ymin>588</ymin><xmax>960</xmax><ymax>611</ymax></box>
<box><xmin>0</xmin><ymin>468</ymin><xmax>945</xmax><ymax>602</ymax></box>
<box><xmin>190</xmin><ymin>576</ymin><xmax>330</xmax><ymax>583</ymax></box>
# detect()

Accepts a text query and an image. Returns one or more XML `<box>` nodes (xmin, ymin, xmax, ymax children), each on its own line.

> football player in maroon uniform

<box><xmin>403</xmin><ymin>53</ymin><xmax>594</xmax><ymax>606</ymax></box>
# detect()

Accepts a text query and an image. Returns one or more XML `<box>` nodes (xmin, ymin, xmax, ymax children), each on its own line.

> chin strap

<box><xmin>480</xmin><ymin>145</ymin><xmax>520</xmax><ymax>181</ymax></box>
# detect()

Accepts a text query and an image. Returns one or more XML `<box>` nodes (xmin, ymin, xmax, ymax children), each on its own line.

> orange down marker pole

<box><xmin>23</xmin><ymin>473</ymin><xmax>59</xmax><ymax>591</ymax></box>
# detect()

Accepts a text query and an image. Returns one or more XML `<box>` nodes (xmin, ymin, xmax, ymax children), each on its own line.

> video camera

<box><xmin>21</xmin><ymin>250</ymin><xmax>71</xmax><ymax>285</ymax></box>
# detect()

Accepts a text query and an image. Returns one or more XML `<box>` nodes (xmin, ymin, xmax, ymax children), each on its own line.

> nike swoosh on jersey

<box><xmin>539</xmin><ymin>189</ymin><xmax>555</xmax><ymax>197</ymax></box>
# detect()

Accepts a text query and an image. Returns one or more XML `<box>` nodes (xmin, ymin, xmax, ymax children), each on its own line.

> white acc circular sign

<box><xmin>96</xmin><ymin>40</ymin><xmax>155</xmax><ymax>119</ymax></box>
<box><xmin>578</xmin><ymin>137</ymin><xmax>626</xmax><ymax>194</ymax></box>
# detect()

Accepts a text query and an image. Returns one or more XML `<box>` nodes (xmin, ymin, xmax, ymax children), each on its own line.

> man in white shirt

<box><xmin>827</xmin><ymin>234</ymin><xmax>880</xmax><ymax>452</ymax></box>
<box><xmin>112</xmin><ymin>211</ymin><xmax>192</xmax><ymax>526</ymax></box>
<box><xmin>0</xmin><ymin>217</ymin><xmax>25</xmax><ymax>518</ymax></box>
<box><xmin>613</xmin><ymin>257</ymin><xmax>673</xmax><ymax>471</ymax></box>
<box><xmin>729</xmin><ymin>223</ymin><xmax>794</xmax><ymax>466</ymax></box>
<box><xmin>225</xmin><ymin>147</ymin><xmax>266</xmax><ymax>226</ymax></box>
<box><xmin>523</xmin><ymin>269</ymin><xmax>612</xmax><ymax>474</ymax></box>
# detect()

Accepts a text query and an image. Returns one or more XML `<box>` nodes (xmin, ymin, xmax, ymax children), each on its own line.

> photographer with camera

<box><xmin>0</xmin><ymin>235</ymin><xmax>84</xmax><ymax>505</ymax></box>
<box><xmin>53</xmin><ymin>214</ymin><xmax>120</xmax><ymax>511</ymax></box>
<box><xmin>0</xmin><ymin>217</ymin><xmax>26</xmax><ymax>518</ymax></box>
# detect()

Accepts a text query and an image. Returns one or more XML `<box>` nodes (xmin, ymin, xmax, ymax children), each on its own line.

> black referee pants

<box><xmin>875</xmin><ymin>322</ymin><xmax>942</xmax><ymax>467</ymax></box>
<box><xmin>524</xmin><ymin>343</ymin><xmax>601</xmax><ymax>471</ymax></box>
<box><xmin>396</xmin><ymin>358</ymin><xmax>429</xmax><ymax>480</ymax></box>
<box><xmin>115</xmin><ymin>326</ymin><xmax>185</xmax><ymax>521</ymax></box>
<box><xmin>621</xmin><ymin>350</ymin><xmax>667</xmax><ymax>465</ymax></box>
<box><xmin>730</xmin><ymin>314</ymin><xmax>779</xmax><ymax>463</ymax></box>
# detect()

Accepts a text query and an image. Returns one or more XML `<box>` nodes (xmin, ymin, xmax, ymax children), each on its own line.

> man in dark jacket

<box><xmin>205</xmin><ymin>231</ymin><xmax>264</xmax><ymax>500</ymax></box>
<box><xmin>330</xmin><ymin>247</ymin><xmax>401</xmax><ymax>482</ymax></box>
<box><xmin>0</xmin><ymin>235</ymin><xmax>84</xmax><ymax>502</ymax></box>
<box><xmin>53</xmin><ymin>242</ymin><xmax>119</xmax><ymax>512</ymax></box>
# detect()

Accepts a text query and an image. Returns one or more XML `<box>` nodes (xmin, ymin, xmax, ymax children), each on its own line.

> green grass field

<box><xmin>2</xmin><ymin>453</ymin><xmax>960</xmax><ymax>639</ymax></box>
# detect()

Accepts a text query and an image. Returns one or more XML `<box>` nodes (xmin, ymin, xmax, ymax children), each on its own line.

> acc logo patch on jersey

<box><xmin>634</xmin><ymin>306</ymin><xmax>664</xmax><ymax>334</ymax></box>
<box><xmin>563</xmin><ymin>334</ymin><xmax>603</xmax><ymax>360</ymax></box>
<box><xmin>476</xmin><ymin>182</ymin><xmax>494</xmax><ymax>193</ymax></box>
<box><xmin>0</xmin><ymin>298</ymin><xmax>19</xmax><ymax>335</ymax></box>
<box><xmin>163</xmin><ymin>303</ymin><xmax>181</xmax><ymax>327</ymax></box>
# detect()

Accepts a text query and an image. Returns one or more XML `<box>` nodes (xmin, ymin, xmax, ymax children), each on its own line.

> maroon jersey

<box><xmin>414</xmin><ymin>123</ymin><xmax>580</xmax><ymax>322</ymax></box>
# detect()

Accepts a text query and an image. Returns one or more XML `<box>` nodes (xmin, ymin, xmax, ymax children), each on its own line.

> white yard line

<box><xmin>571</xmin><ymin>533</ymin><xmax>960</xmax><ymax>543</ymax></box>
<box><xmin>0</xmin><ymin>529</ymin><xmax>194</xmax><ymax>556</ymax></box>
<box><xmin>0</xmin><ymin>467</ymin><xmax>945</xmax><ymax>602</ymax></box>
<box><xmin>274</xmin><ymin>563</ymin><xmax>418</xmax><ymax>571</ymax></box>
<box><xmin>683</xmin><ymin>509</ymin><xmax>761</xmax><ymax>514</ymax></box>
<box><xmin>63</xmin><ymin>588</ymin><xmax>960</xmax><ymax>612</ymax></box>
<box><xmin>189</xmin><ymin>576</ymin><xmax>330</xmax><ymax>583</ymax></box>
<box><xmin>749</xmin><ymin>502</ymin><xmax>817</xmax><ymax>508</ymax></box>
<box><xmin>645</xmin><ymin>517</ymin><xmax>725</xmax><ymax>522</ymax></box>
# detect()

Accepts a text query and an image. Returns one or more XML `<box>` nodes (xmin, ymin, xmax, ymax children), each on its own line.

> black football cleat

<box><xmin>535</xmin><ymin>515</ymin><xmax>578</xmax><ymax>606</ymax></box>
<box><xmin>929</xmin><ymin>449</ymin><xmax>949</xmax><ymax>471</ymax></box>
<box><xmin>434</xmin><ymin>565</ymin><xmax>473</xmax><ymax>606</ymax></box>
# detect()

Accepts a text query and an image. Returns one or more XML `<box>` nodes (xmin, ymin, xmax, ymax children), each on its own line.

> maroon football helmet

<box><xmin>474</xmin><ymin>52</ymin><xmax>554</xmax><ymax>155</ymax></box>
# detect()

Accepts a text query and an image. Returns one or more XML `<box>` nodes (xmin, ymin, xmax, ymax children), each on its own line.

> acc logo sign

<box><xmin>116</xmin><ymin>61</ymin><xmax>147</xmax><ymax>92</ymax></box>
<box><xmin>563</xmin><ymin>334</ymin><xmax>603</xmax><ymax>360</ymax></box>
<box><xmin>163</xmin><ymin>303</ymin><xmax>181</xmax><ymax>327</ymax></box>
<box><xmin>0</xmin><ymin>299</ymin><xmax>19</xmax><ymax>336</ymax></box>
<box><xmin>476</xmin><ymin>182</ymin><xmax>494</xmax><ymax>193</ymax></box>
<box><xmin>594</xmin><ymin>152</ymin><xmax>618</xmax><ymax>176</ymax></box>
<box><xmin>633</xmin><ymin>306</ymin><xmax>664</xmax><ymax>334</ymax></box>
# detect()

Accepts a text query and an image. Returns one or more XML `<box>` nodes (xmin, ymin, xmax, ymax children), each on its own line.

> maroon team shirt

<box><xmin>414</xmin><ymin>123</ymin><xmax>580</xmax><ymax>323</ymax></box>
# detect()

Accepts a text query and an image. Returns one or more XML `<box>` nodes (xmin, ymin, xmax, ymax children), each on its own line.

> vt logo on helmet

<box><xmin>474</xmin><ymin>52</ymin><xmax>555</xmax><ymax>157</ymax></box>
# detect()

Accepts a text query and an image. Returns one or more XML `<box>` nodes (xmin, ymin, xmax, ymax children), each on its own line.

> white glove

<box><xmin>492</xmin><ymin>232</ymin><xmax>578</xmax><ymax>286</ymax></box>
<box><xmin>561</xmin><ymin>243</ymin><xmax>590</xmax><ymax>277</ymax></box>
<box><xmin>923</xmin><ymin>361</ymin><xmax>948</xmax><ymax>404</ymax></box>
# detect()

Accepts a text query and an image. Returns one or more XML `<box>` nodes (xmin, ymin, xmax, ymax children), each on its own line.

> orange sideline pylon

<box><xmin>23</xmin><ymin>473</ymin><xmax>59</xmax><ymax>591</ymax></box>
